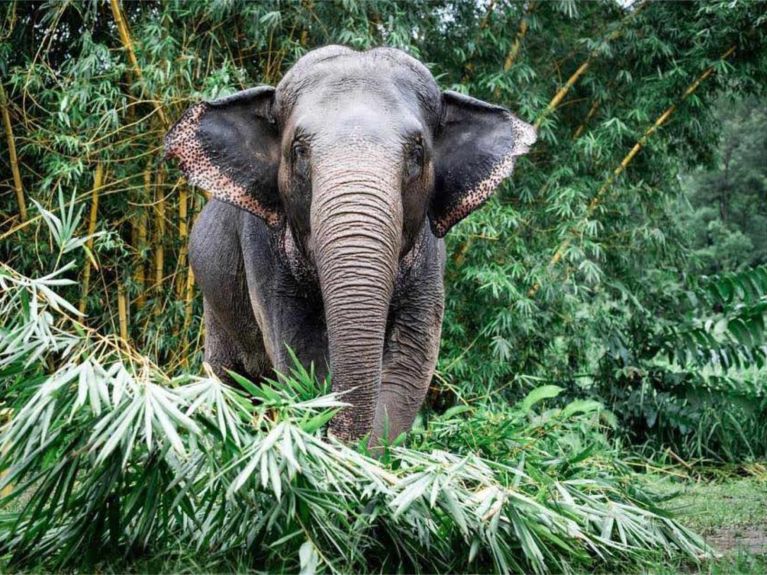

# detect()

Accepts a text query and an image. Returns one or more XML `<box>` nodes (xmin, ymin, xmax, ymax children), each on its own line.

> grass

<box><xmin>646</xmin><ymin>471</ymin><xmax>767</xmax><ymax>574</ymax></box>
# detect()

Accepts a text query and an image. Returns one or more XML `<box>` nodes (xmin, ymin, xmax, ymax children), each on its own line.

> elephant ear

<box><xmin>430</xmin><ymin>91</ymin><xmax>536</xmax><ymax>237</ymax></box>
<box><xmin>164</xmin><ymin>86</ymin><xmax>283</xmax><ymax>227</ymax></box>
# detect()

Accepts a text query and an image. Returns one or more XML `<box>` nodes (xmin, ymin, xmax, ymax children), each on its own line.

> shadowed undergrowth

<box><xmin>0</xmin><ymin>258</ymin><xmax>709</xmax><ymax>574</ymax></box>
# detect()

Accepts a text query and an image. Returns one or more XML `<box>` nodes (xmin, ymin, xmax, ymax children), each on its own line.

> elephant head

<box><xmin>165</xmin><ymin>46</ymin><xmax>535</xmax><ymax>441</ymax></box>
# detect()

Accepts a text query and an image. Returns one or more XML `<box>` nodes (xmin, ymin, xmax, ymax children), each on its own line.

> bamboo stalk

<box><xmin>79</xmin><ymin>163</ymin><xmax>105</xmax><ymax>315</ymax></box>
<box><xmin>534</xmin><ymin>60</ymin><xmax>591</xmax><ymax>129</ymax></box>
<box><xmin>117</xmin><ymin>282</ymin><xmax>129</xmax><ymax>343</ymax></box>
<box><xmin>459</xmin><ymin>0</ymin><xmax>499</xmax><ymax>83</ymax></box>
<box><xmin>529</xmin><ymin>44</ymin><xmax>737</xmax><ymax>297</ymax></box>
<box><xmin>1</xmin><ymin>83</ymin><xmax>27</xmax><ymax>222</ymax></box>
<box><xmin>109</xmin><ymin>0</ymin><xmax>168</xmax><ymax>128</ymax></box>
<box><xmin>134</xmin><ymin>164</ymin><xmax>151</xmax><ymax>310</ymax></box>
<box><xmin>154</xmin><ymin>167</ymin><xmax>166</xmax><ymax>311</ymax></box>
<box><xmin>503</xmin><ymin>3</ymin><xmax>534</xmax><ymax>72</ymax></box>
<box><xmin>533</xmin><ymin>2</ymin><xmax>648</xmax><ymax>129</ymax></box>
<box><xmin>180</xmin><ymin>269</ymin><xmax>196</xmax><ymax>368</ymax></box>
<box><xmin>0</xmin><ymin>407</ymin><xmax>11</xmax><ymax>497</ymax></box>
<box><xmin>572</xmin><ymin>99</ymin><xmax>601</xmax><ymax>139</ymax></box>
<box><xmin>175</xmin><ymin>183</ymin><xmax>189</xmax><ymax>299</ymax></box>
<box><xmin>135</xmin><ymin>214</ymin><xmax>148</xmax><ymax>309</ymax></box>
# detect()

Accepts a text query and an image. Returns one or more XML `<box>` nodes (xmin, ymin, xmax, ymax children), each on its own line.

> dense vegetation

<box><xmin>1</xmin><ymin>0</ymin><xmax>766</xmax><ymax>572</ymax></box>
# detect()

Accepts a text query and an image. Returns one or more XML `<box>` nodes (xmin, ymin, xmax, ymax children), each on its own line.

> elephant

<box><xmin>164</xmin><ymin>46</ymin><xmax>535</xmax><ymax>443</ymax></box>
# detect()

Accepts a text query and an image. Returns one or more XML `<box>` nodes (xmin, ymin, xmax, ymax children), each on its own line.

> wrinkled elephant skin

<box><xmin>165</xmin><ymin>46</ymin><xmax>536</xmax><ymax>443</ymax></box>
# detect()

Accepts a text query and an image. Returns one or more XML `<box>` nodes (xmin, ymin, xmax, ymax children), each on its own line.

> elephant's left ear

<box><xmin>164</xmin><ymin>86</ymin><xmax>283</xmax><ymax>227</ymax></box>
<box><xmin>429</xmin><ymin>91</ymin><xmax>536</xmax><ymax>237</ymax></box>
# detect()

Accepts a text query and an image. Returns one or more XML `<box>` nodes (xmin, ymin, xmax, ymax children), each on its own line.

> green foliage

<box><xmin>681</xmin><ymin>96</ymin><xmax>767</xmax><ymax>273</ymax></box>
<box><xmin>0</xmin><ymin>254</ymin><xmax>708</xmax><ymax>572</ymax></box>
<box><xmin>1</xmin><ymin>3</ymin><xmax>767</xmax><ymax>570</ymax></box>
<box><xmin>591</xmin><ymin>265</ymin><xmax>767</xmax><ymax>461</ymax></box>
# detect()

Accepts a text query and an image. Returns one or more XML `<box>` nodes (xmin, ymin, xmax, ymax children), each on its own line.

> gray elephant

<box><xmin>165</xmin><ymin>46</ymin><xmax>535</xmax><ymax>443</ymax></box>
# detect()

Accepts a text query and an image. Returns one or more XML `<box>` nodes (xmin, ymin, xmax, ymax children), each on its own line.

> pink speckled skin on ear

<box><xmin>432</xmin><ymin>112</ymin><xmax>537</xmax><ymax>237</ymax></box>
<box><xmin>164</xmin><ymin>101</ymin><xmax>282</xmax><ymax>227</ymax></box>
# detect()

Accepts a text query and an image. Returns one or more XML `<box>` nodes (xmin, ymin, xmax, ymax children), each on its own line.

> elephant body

<box><xmin>167</xmin><ymin>46</ymin><xmax>535</xmax><ymax>442</ymax></box>
<box><xmin>190</xmin><ymin>199</ymin><xmax>445</xmax><ymax>440</ymax></box>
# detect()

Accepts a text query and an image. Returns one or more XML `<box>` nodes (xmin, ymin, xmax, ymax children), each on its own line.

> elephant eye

<box><xmin>291</xmin><ymin>140</ymin><xmax>311</xmax><ymax>176</ymax></box>
<box><xmin>405</xmin><ymin>142</ymin><xmax>424</xmax><ymax>180</ymax></box>
<box><xmin>291</xmin><ymin>141</ymin><xmax>309</xmax><ymax>162</ymax></box>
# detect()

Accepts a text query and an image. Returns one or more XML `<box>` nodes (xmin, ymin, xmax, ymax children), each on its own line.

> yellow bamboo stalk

<box><xmin>529</xmin><ymin>44</ymin><xmax>737</xmax><ymax>298</ymax></box>
<box><xmin>534</xmin><ymin>60</ymin><xmax>591</xmax><ymax>129</ymax></box>
<box><xmin>180</xmin><ymin>269</ymin><xmax>196</xmax><ymax>368</ymax></box>
<box><xmin>134</xmin><ymin>165</ymin><xmax>151</xmax><ymax>309</ymax></box>
<box><xmin>533</xmin><ymin>2</ymin><xmax>648</xmax><ymax>130</ymax></box>
<box><xmin>117</xmin><ymin>282</ymin><xmax>129</xmax><ymax>343</ymax></box>
<box><xmin>1</xmin><ymin>407</ymin><xmax>11</xmax><ymax>498</ymax></box>
<box><xmin>154</xmin><ymin>167</ymin><xmax>166</xmax><ymax>309</ymax></box>
<box><xmin>79</xmin><ymin>163</ymin><xmax>105</xmax><ymax>315</ymax></box>
<box><xmin>503</xmin><ymin>3</ymin><xmax>534</xmax><ymax>72</ymax></box>
<box><xmin>175</xmin><ymin>183</ymin><xmax>189</xmax><ymax>299</ymax></box>
<box><xmin>1</xmin><ymin>83</ymin><xmax>27</xmax><ymax>222</ymax></box>
<box><xmin>572</xmin><ymin>99</ymin><xmax>601</xmax><ymax>139</ymax></box>
<box><xmin>109</xmin><ymin>0</ymin><xmax>168</xmax><ymax>128</ymax></box>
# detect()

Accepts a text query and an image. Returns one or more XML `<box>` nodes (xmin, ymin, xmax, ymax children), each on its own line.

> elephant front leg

<box><xmin>373</xmin><ymin>292</ymin><xmax>444</xmax><ymax>443</ymax></box>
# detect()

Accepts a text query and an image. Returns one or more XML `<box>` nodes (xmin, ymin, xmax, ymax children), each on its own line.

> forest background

<box><xmin>1</xmin><ymin>1</ymin><xmax>767</xmax><ymax>573</ymax></box>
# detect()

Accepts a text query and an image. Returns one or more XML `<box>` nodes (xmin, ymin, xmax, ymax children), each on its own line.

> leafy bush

<box><xmin>0</xmin><ymin>255</ymin><xmax>707</xmax><ymax>573</ymax></box>
<box><xmin>593</xmin><ymin>266</ymin><xmax>767</xmax><ymax>461</ymax></box>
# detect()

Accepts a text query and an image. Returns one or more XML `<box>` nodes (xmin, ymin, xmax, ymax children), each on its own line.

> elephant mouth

<box><xmin>280</xmin><ymin>225</ymin><xmax>319</xmax><ymax>287</ymax></box>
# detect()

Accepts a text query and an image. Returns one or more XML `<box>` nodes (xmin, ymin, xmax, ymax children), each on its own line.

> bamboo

<box><xmin>0</xmin><ymin>407</ymin><xmax>11</xmax><ymax>498</ymax></box>
<box><xmin>529</xmin><ymin>44</ymin><xmax>737</xmax><ymax>297</ymax></box>
<box><xmin>1</xmin><ymin>83</ymin><xmax>27</xmax><ymax>222</ymax></box>
<box><xmin>154</xmin><ymin>167</ymin><xmax>166</xmax><ymax>311</ymax></box>
<box><xmin>534</xmin><ymin>60</ymin><xmax>591</xmax><ymax>129</ymax></box>
<box><xmin>79</xmin><ymin>163</ymin><xmax>105</xmax><ymax>315</ymax></box>
<box><xmin>459</xmin><ymin>0</ymin><xmax>499</xmax><ymax>83</ymax></box>
<box><xmin>175</xmin><ymin>183</ymin><xmax>189</xmax><ymax>299</ymax></box>
<box><xmin>135</xmin><ymin>214</ymin><xmax>147</xmax><ymax>309</ymax></box>
<box><xmin>503</xmin><ymin>3</ymin><xmax>534</xmax><ymax>73</ymax></box>
<box><xmin>134</xmin><ymin>165</ymin><xmax>151</xmax><ymax>309</ymax></box>
<box><xmin>180</xmin><ymin>269</ymin><xmax>196</xmax><ymax>368</ymax></box>
<box><xmin>572</xmin><ymin>99</ymin><xmax>601</xmax><ymax>139</ymax></box>
<box><xmin>533</xmin><ymin>2</ymin><xmax>648</xmax><ymax>129</ymax></box>
<box><xmin>117</xmin><ymin>282</ymin><xmax>129</xmax><ymax>343</ymax></box>
<box><xmin>109</xmin><ymin>0</ymin><xmax>168</xmax><ymax>128</ymax></box>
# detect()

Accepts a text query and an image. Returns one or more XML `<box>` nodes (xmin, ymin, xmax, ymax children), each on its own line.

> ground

<box><xmin>649</xmin><ymin>468</ymin><xmax>767</xmax><ymax>574</ymax></box>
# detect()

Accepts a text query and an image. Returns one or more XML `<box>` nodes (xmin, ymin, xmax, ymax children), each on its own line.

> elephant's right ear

<box><xmin>164</xmin><ymin>86</ymin><xmax>283</xmax><ymax>227</ymax></box>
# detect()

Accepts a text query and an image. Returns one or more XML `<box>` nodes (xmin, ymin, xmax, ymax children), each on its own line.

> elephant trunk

<box><xmin>311</xmin><ymin>154</ymin><xmax>402</xmax><ymax>441</ymax></box>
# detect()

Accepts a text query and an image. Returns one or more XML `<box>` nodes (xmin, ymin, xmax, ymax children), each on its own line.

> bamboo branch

<box><xmin>79</xmin><ymin>163</ymin><xmax>105</xmax><ymax>315</ymax></box>
<box><xmin>109</xmin><ymin>0</ymin><xmax>168</xmax><ymax>128</ymax></box>
<box><xmin>529</xmin><ymin>44</ymin><xmax>737</xmax><ymax>297</ymax></box>
<box><xmin>1</xmin><ymin>83</ymin><xmax>27</xmax><ymax>222</ymax></box>
<box><xmin>533</xmin><ymin>2</ymin><xmax>648</xmax><ymax>129</ymax></box>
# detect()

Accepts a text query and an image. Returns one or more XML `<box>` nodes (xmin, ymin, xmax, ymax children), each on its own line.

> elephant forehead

<box><xmin>276</xmin><ymin>49</ymin><xmax>441</xmax><ymax>124</ymax></box>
